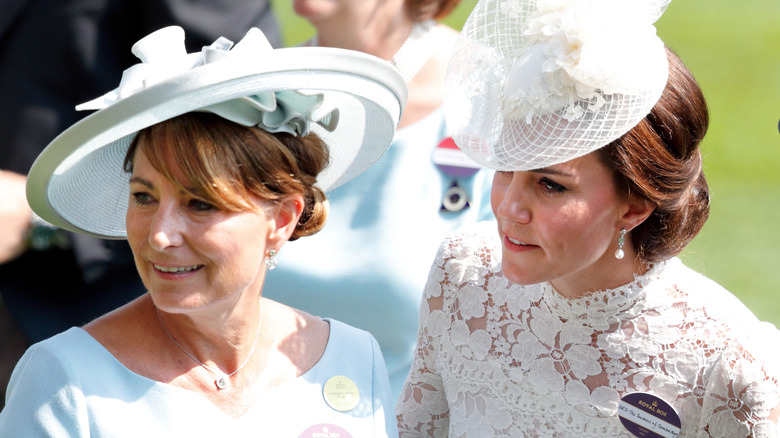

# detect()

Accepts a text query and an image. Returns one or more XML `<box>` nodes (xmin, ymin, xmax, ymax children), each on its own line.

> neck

<box><xmin>154</xmin><ymin>295</ymin><xmax>265</xmax><ymax>376</ymax></box>
<box><xmin>550</xmin><ymin>250</ymin><xmax>649</xmax><ymax>299</ymax></box>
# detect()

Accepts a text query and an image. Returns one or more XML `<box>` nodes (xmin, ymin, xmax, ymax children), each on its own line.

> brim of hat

<box><xmin>27</xmin><ymin>47</ymin><xmax>406</xmax><ymax>239</ymax></box>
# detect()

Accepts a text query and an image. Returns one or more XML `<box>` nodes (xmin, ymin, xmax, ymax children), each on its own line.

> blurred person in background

<box><xmin>263</xmin><ymin>0</ymin><xmax>496</xmax><ymax>397</ymax></box>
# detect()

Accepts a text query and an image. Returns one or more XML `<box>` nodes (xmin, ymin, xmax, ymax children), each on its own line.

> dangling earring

<box><xmin>615</xmin><ymin>228</ymin><xmax>627</xmax><ymax>260</ymax></box>
<box><xmin>265</xmin><ymin>249</ymin><xmax>278</xmax><ymax>270</ymax></box>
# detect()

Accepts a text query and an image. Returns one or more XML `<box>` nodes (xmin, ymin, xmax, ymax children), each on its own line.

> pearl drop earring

<box><xmin>615</xmin><ymin>228</ymin><xmax>627</xmax><ymax>260</ymax></box>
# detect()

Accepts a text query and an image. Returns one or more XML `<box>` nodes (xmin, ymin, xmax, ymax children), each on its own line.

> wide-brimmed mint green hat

<box><xmin>27</xmin><ymin>26</ymin><xmax>406</xmax><ymax>239</ymax></box>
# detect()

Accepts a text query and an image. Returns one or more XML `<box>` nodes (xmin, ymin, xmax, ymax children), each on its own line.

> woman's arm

<box><xmin>396</xmin><ymin>244</ymin><xmax>454</xmax><ymax>437</ymax></box>
<box><xmin>697</xmin><ymin>324</ymin><xmax>780</xmax><ymax>437</ymax></box>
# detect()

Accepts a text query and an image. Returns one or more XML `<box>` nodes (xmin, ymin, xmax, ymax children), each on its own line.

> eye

<box><xmin>131</xmin><ymin>191</ymin><xmax>155</xmax><ymax>206</ymax></box>
<box><xmin>539</xmin><ymin>177</ymin><xmax>568</xmax><ymax>194</ymax></box>
<box><xmin>188</xmin><ymin>198</ymin><xmax>217</xmax><ymax>212</ymax></box>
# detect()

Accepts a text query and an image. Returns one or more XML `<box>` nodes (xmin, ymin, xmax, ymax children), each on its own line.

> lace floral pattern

<box><xmin>397</xmin><ymin>222</ymin><xmax>780</xmax><ymax>437</ymax></box>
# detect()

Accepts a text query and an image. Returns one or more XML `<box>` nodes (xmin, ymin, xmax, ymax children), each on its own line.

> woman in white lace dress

<box><xmin>396</xmin><ymin>0</ymin><xmax>780</xmax><ymax>436</ymax></box>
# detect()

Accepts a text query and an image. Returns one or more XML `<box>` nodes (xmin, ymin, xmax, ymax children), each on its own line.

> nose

<box><xmin>148</xmin><ymin>203</ymin><xmax>184</xmax><ymax>250</ymax></box>
<box><xmin>493</xmin><ymin>173</ymin><xmax>532</xmax><ymax>225</ymax></box>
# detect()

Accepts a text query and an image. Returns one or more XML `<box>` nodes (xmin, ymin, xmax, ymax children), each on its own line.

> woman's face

<box><xmin>126</xmin><ymin>147</ymin><xmax>277</xmax><ymax>314</ymax></box>
<box><xmin>491</xmin><ymin>152</ymin><xmax>638</xmax><ymax>296</ymax></box>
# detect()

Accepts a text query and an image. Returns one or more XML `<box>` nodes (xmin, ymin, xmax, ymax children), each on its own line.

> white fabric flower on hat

<box><xmin>503</xmin><ymin>0</ymin><xmax>667</xmax><ymax>122</ymax></box>
<box><xmin>445</xmin><ymin>0</ymin><xmax>671</xmax><ymax>170</ymax></box>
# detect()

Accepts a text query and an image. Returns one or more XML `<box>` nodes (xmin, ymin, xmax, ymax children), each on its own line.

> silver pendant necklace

<box><xmin>157</xmin><ymin>302</ymin><xmax>263</xmax><ymax>390</ymax></box>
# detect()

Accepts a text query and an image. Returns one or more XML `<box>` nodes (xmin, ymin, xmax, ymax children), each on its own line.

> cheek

<box><xmin>125</xmin><ymin>210</ymin><xmax>147</xmax><ymax>249</ymax></box>
<box><xmin>210</xmin><ymin>224</ymin><xmax>267</xmax><ymax>265</ymax></box>
<box><xmin>490</xmin><ymin>178</ymin><xmax>508</xmax><ymax>217</ymax></box>
<box><xmin>541</xmin><ymin>204</ymin><xmax>602</xmax><ymax>246</ymax></box>
<box><xmin>548</xmin><ymin>204</ymin><xmax>616</xmax><ymax>255</ymax></box>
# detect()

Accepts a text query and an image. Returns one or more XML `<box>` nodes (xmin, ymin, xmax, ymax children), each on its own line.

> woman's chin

<box><xmin>501</xmin><ymin>265</ymin><xmax>544</xmax><ymax>286</ymax></box>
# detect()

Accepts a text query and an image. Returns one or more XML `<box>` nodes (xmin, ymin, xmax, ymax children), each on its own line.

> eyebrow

<box><xmin>129</xmin><ymin>175</ymin><xmax>200</xmax><ymax>196</ymax></box>
<box><xmin>530</xmin><ymin>167</ymin><xmax>574</xmax><ymax>178</ymax></box>
<box><xmin>129</xmin><ymin>176</ymin><xmax>154</xmax><ymax>189</ymax></box>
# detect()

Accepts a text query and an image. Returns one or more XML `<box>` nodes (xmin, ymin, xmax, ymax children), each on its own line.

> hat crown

<box><xmin>445</xmin><ymin>0</ymin><xmax>671</xmax><ymax>171</ymax></box>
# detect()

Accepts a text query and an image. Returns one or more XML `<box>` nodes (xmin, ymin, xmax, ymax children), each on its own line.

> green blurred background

<box><xmin>270</xmin><ymin>0</ymin><xmax>780</xmax><ymax>326</ymax></box>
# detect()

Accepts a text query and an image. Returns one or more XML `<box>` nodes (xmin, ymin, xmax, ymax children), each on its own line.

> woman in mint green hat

<box><xmin>1</xmin><ymin>25</ymin><xmax>405</xmax><ymax>436</ymax></box>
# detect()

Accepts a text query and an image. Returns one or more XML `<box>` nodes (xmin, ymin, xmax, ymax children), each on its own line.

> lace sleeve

<box><xmin>396</xmin><ymin>223</ymin><xmax>498</xmax><ymax>437</ymax></box>
<box><xmin>396</xmin><ymin>237</ymin><xmax>452</xmax><ymax>437</ymax></box>
<box><xmin>695</xmin><ymin>322</ymin><xmax>780</xmax><ymax>437</ymax></box>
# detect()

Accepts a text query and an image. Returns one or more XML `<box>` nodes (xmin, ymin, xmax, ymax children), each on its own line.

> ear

<box><xmin>619</xmin><ymin>192</ymin><xmax>655</xmax><ymax>232</ymax></box>
<box><xmin>266</xmin><ymin>194</ymin><xmax>305</xmax><ymax>250</ymax></box>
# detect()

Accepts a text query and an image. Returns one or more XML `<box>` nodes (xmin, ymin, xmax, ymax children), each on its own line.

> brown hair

<box><xmin>406</xmin><ymin>0</ymin><xmax>462</xmax><ymax>21</ymax></box>
<box><xmin>597</xmin><ymin>46</ymin><xmax>710</xmax><ymax>262</ymax></box>
<box><xmin>124</xmin><ymin>112</ymin><xmax>329</xmax><ymax>240</ymax></box>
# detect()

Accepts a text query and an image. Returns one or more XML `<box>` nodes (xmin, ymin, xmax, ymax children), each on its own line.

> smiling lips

<box><xmin>504</xmin><ymin>235</ymin><xmax>539</xmax><ymax>252</ymax></box>
<box><xmin>154</xmin><ymin>264</ymin><xmax>202</xmax><ymax>274</ymax></box>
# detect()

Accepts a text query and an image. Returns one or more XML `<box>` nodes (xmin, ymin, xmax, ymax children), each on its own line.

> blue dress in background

<box><xmin>263</xmin><ymin>107</ymin><xmax>495</xmax><ymax>396</ymax></box>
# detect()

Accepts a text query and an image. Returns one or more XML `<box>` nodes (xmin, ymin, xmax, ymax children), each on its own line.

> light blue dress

<box><xmin>0</xmin><ymin>319</ymin><xmax>397</xmax><ymax>437</ymax></box>
<box><xmin>264</xmin><ymin>108</ymin><xmax>495</xmax><ymax>395</ymax></box>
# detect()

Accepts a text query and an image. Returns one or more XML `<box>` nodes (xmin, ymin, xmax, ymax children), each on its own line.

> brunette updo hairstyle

<box><xmin>597</xmin><ymin>46</ymin><xmax>710</xmax><ymax>262</ymax></box>
<box><xmin>124</xmin><ymin>112</ymin><xmax>330</xmax><ymax>240</ymax></box>
<box><xmin>407</xmin><ymin>0</ymin><xmax>462</xmax><ymax>21</ymax></box>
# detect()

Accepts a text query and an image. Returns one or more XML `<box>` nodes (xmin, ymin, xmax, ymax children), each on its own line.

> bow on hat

<box><xmin>77</xmin><ymin>26</ymin><xmax>339</xmax><ymax>137</ymax></box>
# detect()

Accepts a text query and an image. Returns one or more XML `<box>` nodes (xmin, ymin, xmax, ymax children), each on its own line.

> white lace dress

<box><xmin>397</xmin><ymin>222</ymin><xmax>780</xmax><ymax>437</ymax></box>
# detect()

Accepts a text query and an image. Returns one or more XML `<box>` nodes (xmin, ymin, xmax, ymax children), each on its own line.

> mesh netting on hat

<box><xmin>445</xmin><ymin>0</ymin><xmax>671</xmax><ymax>171</ymax></box>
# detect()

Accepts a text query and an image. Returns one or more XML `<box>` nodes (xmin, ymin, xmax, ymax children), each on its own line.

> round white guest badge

<box><xmin>323</xmin><ymin>376</ymin><xmax>360</xmax><ymax>412</ymax></box>
<box><xmin>618</xmin><ymin>392</ymin><xmax>681</xmax><ymax>438</ymax></box>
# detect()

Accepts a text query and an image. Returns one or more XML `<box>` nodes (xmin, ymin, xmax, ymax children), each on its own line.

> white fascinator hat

<box><xmin>445</xmin><ymin>0</ymin><xmax>671</xmax><ymax>170</ymax></box>
<box><xmin>26</xmin><ymin>26</ymin><xmax>406</xmax><ymax>239</ymax></box>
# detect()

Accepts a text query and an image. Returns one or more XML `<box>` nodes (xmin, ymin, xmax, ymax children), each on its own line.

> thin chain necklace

<box><xmin>308</xmin><ymin>19</ymin><xmax>438</xmax><ymax>83</ymax></box>
<box><xmin>156</xmin><ymin>302</ymin><xmax>263</xmax><ymax>390</ymax></box>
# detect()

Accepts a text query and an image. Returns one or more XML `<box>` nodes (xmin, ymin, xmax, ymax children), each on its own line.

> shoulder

<box><xmin>317</xmin><ymin>320</ymin><xmax>391</xmax><ymax>400</ymax></box>
<box><xmin>317</xmin><ymin>319</ymin><xmax>397</xmax><ymax>436</ymax></box>
<box><xmin>0</xmin><ymin>328</ymin><xmax>97</xmax><ymax>433</ymax></box>
<box><xmin>662</xmin><ymin>259</ymin><xmax>780</xmax><ymax>400</ymax></box>
<box><xmin>324</xmin><ymin>319</ymin><xmax>383</xmax><ymax>358</ymax></box>
<box><xmin>433</xmin><ymin>221</ymin><xmax>501</xmax><ymax>276</ymax></box>
<box><xmin>6</xmin><ymin>327</ymin><xmax>118</xmax><ymax>390</ymax></box>
<box><xmin>702</xmin><ymin>322</ymin><xmax>780</xmax><ymax>435</ymax></box>
<box><xmin>421</xmin><ymin>222</ymin><xmax>503</xmax><ymax>317</ymax></box>
<box><xmin>15</xmin><ymin>328</ymin><xmax>98</xmax><ymax>372</ymax></box>
<box><xmin>662</xmin><ymin>258</ymin><xmax>766</xmax><ymax>328</ymax></box>
<box><xmin>438</xmin><ymin>221</ymin><xmax>499</xmax><ymax>256</ymax></box>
